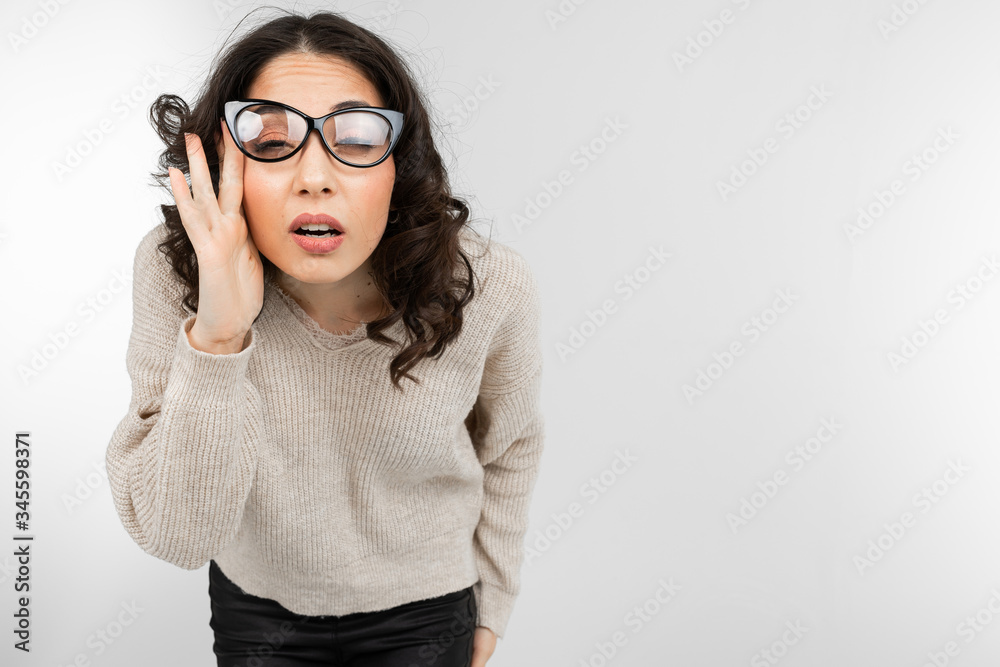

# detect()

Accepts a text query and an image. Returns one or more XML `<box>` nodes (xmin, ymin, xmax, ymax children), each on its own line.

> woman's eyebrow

<box><xmin>330</xmin><ymin>99</ymin><xmax>372</xmax><ymax>111</ymax></box>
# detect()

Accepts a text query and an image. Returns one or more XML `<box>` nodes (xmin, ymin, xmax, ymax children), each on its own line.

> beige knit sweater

<box><xmin>105</xmin><ymin>222</ymin><xmax>545</xmax><ymax>639</ymax></box>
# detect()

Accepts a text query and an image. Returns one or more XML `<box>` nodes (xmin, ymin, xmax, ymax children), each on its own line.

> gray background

<box><xmin>2</xmin><ymin>0</ymin><xmax>1000</xmax><ymax>664</ymax></box>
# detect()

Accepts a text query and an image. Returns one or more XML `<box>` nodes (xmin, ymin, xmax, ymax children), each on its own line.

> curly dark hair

<box><xmin>147</xmin><ymin>8</ymin><xmax>483</xmax><ymax>390</ymax></box>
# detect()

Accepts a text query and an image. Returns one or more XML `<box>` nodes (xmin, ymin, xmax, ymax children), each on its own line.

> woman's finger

<box><xmin>470</xmin><ymin>627</ymin><xmax>496</xmax><ymax>666</ymax></box>
<box><xmin>167</xmin><ymin>164</ymin><xmax>191</xmax><ymax>205</ymax></box>
<box><xmin>217</xmin><ymin>119</ymin><xmax>245</xmax><ymax>217</ymax></box>
<box><xmin>185</xmin><ymin>132</ymin><xmax>217</xmax><ymax>206</ymax></box>
<box><xmin>167</xmin><ymin>167</ymin><xmax>210</xmax><ymax>249</ymax></box>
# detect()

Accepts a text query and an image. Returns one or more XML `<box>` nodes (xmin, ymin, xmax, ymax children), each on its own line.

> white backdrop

<box><xmin>2</xmin><ymin>0</ymin><xmax>1000</xmax><ymax>665</ymax></box>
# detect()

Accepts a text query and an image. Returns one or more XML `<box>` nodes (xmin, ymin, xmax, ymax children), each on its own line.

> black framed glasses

<box><xmin>223</xmin><ymin>99</ymin><xmax>404</xmax><ymax>167</ymax></box>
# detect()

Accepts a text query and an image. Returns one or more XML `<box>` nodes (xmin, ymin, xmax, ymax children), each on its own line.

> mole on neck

<box><xmin>274</xmin><ymin>270</ymin><xmax>388</xmax><ymax>335</ymax></box>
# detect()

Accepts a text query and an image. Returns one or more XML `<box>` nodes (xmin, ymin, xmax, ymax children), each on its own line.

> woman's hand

<box><xmin>168</xmin><ymin>120</ymin><xmax>263</xmax><ymax>354</ymax></box>
<box><xmin>471</xmin><ymin>626</ymin><xmax>496</xmax><ymax>666</ymax></box>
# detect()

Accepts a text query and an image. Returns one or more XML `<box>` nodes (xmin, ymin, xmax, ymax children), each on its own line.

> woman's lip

<box><xmin>291</xmin><ymin>232</ymin><xmax>345</xmax><ymax>254</ymax></box>
<box><xmin>289</xmin><ymin>213</ymin><xmax>344</xmax><ymax>233</ymax></box>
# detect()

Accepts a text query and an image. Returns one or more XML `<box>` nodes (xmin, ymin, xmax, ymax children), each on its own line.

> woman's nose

<box><xmin>293</xmin><ymin>129</ymin><xmax>342</xmax><ymax>194</ymax></box>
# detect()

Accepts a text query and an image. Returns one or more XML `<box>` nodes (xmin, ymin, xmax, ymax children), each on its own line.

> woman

<box><xmin>105</xmin><ymin>9</ymin><xmax>545</xmax><ymax>666</ymax></box>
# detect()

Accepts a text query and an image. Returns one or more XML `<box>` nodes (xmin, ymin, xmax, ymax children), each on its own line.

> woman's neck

<box><xmin>274</xmin><ymin>266</ymin><xmax>389</xmax><ymax>333</ymax></box>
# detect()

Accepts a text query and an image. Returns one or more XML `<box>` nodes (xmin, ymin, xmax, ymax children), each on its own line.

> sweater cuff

<box><xmin>472</xmin><ymin>580</ymin><xmax>517</xmax><ymax>640</ymax></box>
<box><xmin>164</xmin><ymin>315</ymin><xmax>256</xmax><ymax>408</ymax></box>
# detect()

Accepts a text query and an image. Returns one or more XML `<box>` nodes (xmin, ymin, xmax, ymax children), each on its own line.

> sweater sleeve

<box><xmin>105</xmin><ymin>226</ymin><xmax>262</xmax><ymax>570</ymax></box>
<box><xmin>468</xmin><ymin>251</ymin><xmax>546</xmax><ymax>640</ymax></box>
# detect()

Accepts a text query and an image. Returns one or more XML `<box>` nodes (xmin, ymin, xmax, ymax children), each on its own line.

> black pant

<box><xmin>208</xmin><ymin>560</ymin><xmax>477</xmax><ymax>666</ymax></box>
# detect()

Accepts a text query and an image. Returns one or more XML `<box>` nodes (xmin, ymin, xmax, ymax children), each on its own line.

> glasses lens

<box><xmin>235</xmin><ymin>104</ymin><xmax>307</xmax><ymax>160</ymax></box>
<box><xmin>324</xmin><ymin>111</ymin><xmax>393</xmax><ymax>165</ymax></box>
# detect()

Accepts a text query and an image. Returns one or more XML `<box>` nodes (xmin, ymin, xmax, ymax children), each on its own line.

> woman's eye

<box><xmin>337</xmin><ymin>136</ymin><xmax>375</xmax><ymax>146</ymax></box>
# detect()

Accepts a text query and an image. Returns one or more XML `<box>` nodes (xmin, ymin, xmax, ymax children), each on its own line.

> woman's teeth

<box><xmin>295</xmin><ymin>223</ymin><xmax>342</xmax><ymax>237</ymax></box>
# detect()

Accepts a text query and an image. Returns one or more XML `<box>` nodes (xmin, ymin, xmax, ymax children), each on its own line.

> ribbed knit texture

<box><xmin>105</xmin><ymin>223</ymin><xmax>545</xmax><ymax>640</ymax></box>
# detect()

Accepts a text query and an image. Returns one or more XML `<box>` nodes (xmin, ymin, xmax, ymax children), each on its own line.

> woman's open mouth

<box><xmin>290</xmin><ymin>226</ymin><xmax>345</xmax><ymax>254</ymax></box>
<box><xmin>289</xmin><ymin>214</ymin><xmax>345</xmax><ymax>253</ymax></box>
<box><xmin>293</xmin><ymin>224</ymin><xmax>343</xmax><ymax>239</ymax></box>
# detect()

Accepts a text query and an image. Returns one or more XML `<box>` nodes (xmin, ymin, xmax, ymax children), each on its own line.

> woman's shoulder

<box><xmin>132</xmin><ymin>222</ymin><xmax>187</xmax><ymax>306</ymax></box>
<box><xmin>457</xmin><ymin>224</ymin><xmax>538</xmax><ymax>297</ymax></box>
<box><xmin>134</xmin><ymin>222</ymin><xmax>172</xmax><ymax>273</ymax></box>
<box><xmin>455</xmin><ymin>226</ymin><xmax>542</xmax><ymax>354</ymax></box>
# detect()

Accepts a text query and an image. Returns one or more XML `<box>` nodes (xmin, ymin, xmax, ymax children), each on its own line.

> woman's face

<box><xmin>236</xmin><ymin>52</ymin><xmax>396</xmax><ymax>291</ymax></box>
